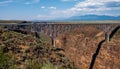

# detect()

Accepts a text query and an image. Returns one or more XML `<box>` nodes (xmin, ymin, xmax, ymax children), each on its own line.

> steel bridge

<box><xmin>1</xmin><ymin>22</ymin><xmax>120</xmax><ymax>47</ymax></box>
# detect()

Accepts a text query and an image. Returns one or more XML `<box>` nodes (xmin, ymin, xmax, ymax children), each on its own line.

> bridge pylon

<box><xmin>105</xmin><ymin>33</ymin><xmax>110</xmax><ymax>42</ymax></box>
<box><xmin>51</xmin><ymin>37</ymin><xmax>56</xmax><ymax>47</ymax></box>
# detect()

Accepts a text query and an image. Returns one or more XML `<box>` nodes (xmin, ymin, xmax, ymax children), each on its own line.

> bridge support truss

<box><xmin>2</xmin><ymin>23</ymin><xmax>120</xmax><ymax>47</ymax></box>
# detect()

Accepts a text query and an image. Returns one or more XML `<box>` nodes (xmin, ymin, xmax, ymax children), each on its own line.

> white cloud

<box><xmin>37</xmin><ymin>0</ymin><xmax>120</xmax><ymax>20</ymax></box>
<box><xmin>61</xmin><ymin>0</ymin><xmax>78</xmax><ymax>2</ymax></box>
<box><xmin>0</xmin><ymin>0</ymin><xmax>13</xmax><ymax>4</ymax></box>
<box><xmin>24</xmin><ymin>0</ymin><xmax>40</xmax><ymax>5</ymax></box>
<box><xmin>69</xmin><ymin>0</ymin><xmax>120</xmax><ymax>15</ymax></box>
<box><xmin>0</xmin><ymin>0</ymin><xmax>40</xmax><ymax>5</ymax></box>
<box><xmin>37</xmin><ymin>10</ymin><xmax>74</xmax><ymax>20</ymax></box>
<box><xmin>24</xmin><ymin>2</ymin><xmax>32</xmax><ymax>5</ymax></box>
<box><xmin>41</xmin><ymin>6</ymin><xmax>45</xmax><ymax>9</ymax></box>
<box><xmin>74</xmin><ymin>0</ymin><xmax>120</xmax><ymax>8</ymax></box>
<box><xmin>40</xmin><ymin>6</ymin><xmax>56</xmax><ymax>10</ymax></box>
<box><xmin>49</xmin><ymin>6</ymin><xmax>57</xmax><ymax>10</ymax></box>
<box><xmin>37</xmin><ymin>15</ymin><xmax>51</xmax><ymax>19</ymax></box>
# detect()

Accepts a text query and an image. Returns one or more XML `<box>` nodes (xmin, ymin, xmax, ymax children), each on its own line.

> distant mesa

<box><xmin>67</xmin><ymin>15</ymin><xmax>120</xmax><ymax>21</ymax></box>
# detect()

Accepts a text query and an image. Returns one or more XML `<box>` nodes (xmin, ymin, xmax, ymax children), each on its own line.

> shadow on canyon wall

<box><xmin>89</xmin><ymin>40</ymin><xmax>105</xmax><ymax>69</ymax></box>
<box><xmin>89</xmin><ymin>26</ymin><xmax>120</xmax><ymax>69</ymax></box>
<box><xmin>110</xmin><ymin>26</ymin><xmax>120</xmax><ymax>40</ymax></box>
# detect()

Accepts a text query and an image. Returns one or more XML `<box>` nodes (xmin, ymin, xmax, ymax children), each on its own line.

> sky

<box><xmin>0</xmin><ymin>0</ymin><xmax>120</xmax><ymax>20</ymax></box>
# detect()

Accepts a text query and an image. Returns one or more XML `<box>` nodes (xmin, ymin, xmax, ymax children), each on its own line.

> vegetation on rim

<box><xmin>0</xmin><ymin>26</ymin><xmax>76</xmax><ymax>69</ymax></box>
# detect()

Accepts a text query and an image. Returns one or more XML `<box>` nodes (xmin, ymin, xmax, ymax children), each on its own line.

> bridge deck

<box><xmin>0</xmin><ymin>22</ymin><xmax>120</xmax><ymax>47</ymax></box>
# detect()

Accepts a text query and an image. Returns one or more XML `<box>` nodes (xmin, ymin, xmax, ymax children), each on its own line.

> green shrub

<box><xmin>0</xmin><ymin>45</ymin><xmax>10</xmax><ymax>68</ymax></box>
<box><xmin>42</xmin><ymin>62</ymin><xmax>59</xmax><ymax>69</ymax></box>
<box><xmin>27</xmin><ymin>60</ymin><xmax>59</xmax><ymax>69</ymax></box>
<box><xmin>0</xmin><ymin>45</ymin><xmax>16</xmax><ymax>69</ymax></box>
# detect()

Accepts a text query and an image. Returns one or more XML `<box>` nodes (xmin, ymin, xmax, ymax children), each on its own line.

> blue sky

<box><xmin>0</xmin><ymin>0</ymin><xmax>120</xmax><ymax>20</ymax></box>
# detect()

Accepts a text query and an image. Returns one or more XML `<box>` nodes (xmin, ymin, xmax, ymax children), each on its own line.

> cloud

<box><xmin>40</xmin><ymin>6</ymin><xmax>57</xmax><ymax>9</ymax></box>
<box><xmin>24</xmin><ymin>0</ymin><xmax>40</xmax><ymax>5</ymax></box>
<box><xmin>0</xmin><ymin>0</ymin><xmax>13</xmax><ymax>5</ymax></box>
<box><xmin>49</xmin><ymin>6</ymin><xmax>56</xmax><ymax>10</ymax></box>
<box><xmin>37</xmin><ymin>10</ymin><xmax>73</xmax><ymax>20</ymax></box>
<box><xmin>61</xmin><ymin>0</ymin><xmax>78</xmax><ymax>2</ymax></box>
<box><xmin>105</xmin><ymin>2</ymin><xmax>120</xmax><ymax>7</ymax></box>
<box><xmin>74</xmin><ymin>0</ymin><xmax>120</xmax><ymax>8</ymax></box>
<box><xmin>56</xmin><ymin>0</ymin><xmax>120</xmax><ymax>17</ymax></box>
<box><xmin>38</xmin><ymin>0</ymin><xmax>120</xmax><ymax>20</ymax></box>
<box><xmin>69</xmin><ymin>0</ymin><xmax>120</xmax><ymax>15</ymax></box>
<box><xmin>24</xmin><ymin>2</ymin><xmax>32</xmax><ymax>5</ymax></box>
<box><xmin>0</xmin><ymin>0</ymin><xmax>40</xmax><ymax>5</ymax></box>
<box><xmin>41</xmin><ymin>6</ymin><xmax>45</xmax><ymax>9</ymax></box>
<box><xmin>37</xmin><ymin>14</ymin><xmax>52</xmax><ymax>20</ymax></box>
